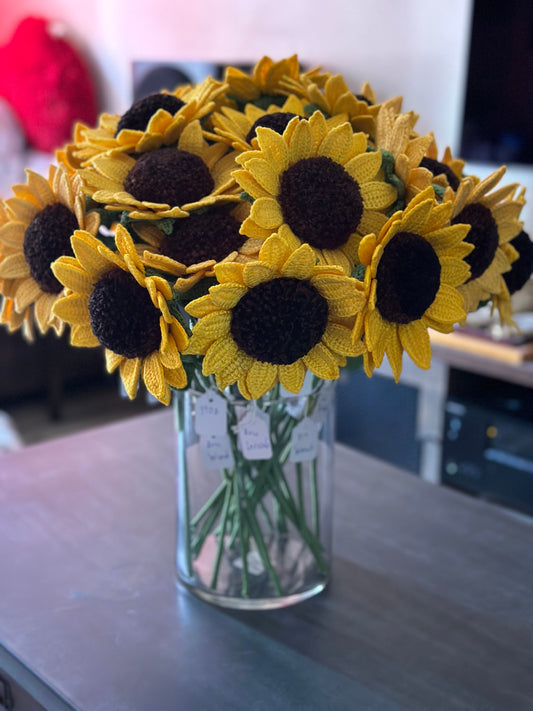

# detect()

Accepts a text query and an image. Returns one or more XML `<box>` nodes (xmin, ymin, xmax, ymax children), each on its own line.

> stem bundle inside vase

<box><xmin>174</xmin><ymin>369</ymin><xmax>335</xmax><ymax>608</ymax></box>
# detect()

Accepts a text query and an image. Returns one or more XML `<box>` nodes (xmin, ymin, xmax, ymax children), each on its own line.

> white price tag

<box><xmin>310</xmin><ymin>384</ymin><xmax>335</xmax><ymax>424</ymax></box>
<box><xmin>200</xmin><ymin>433</ymin><xmax>235</xmax><ymax>470</ymax></box>
<box><xmin>194</xmin><ymin>391</ymin><xmax>228</xmax><ymax>436</ymax></box>
<box><xmin>289</xmin><ymin>417</ymin><xmax>320</xmax><ymax>463</ymax></box>
<box><xmin>237</xmin><ymin>406</ymin><xmax>273</xmax><ymax>460</ymax></box>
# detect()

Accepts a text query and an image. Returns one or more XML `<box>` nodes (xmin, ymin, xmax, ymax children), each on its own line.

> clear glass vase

<box><xmin>174</xmin><ymin>377</ymin><xmax>335</xmax><ymax>610</ymax></box>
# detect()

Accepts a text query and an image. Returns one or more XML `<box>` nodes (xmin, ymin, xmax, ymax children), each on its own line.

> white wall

<box><xmin>1</xmin><ymin>0</ymin><xmax>531</xmax><ymax>232</ymax></box>
<box><xmin>1</xmin><ymin>0</ymin><xmax>473</xmax><ymax>150</ymax></box>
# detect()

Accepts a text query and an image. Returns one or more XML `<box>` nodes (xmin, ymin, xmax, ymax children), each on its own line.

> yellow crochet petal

<box><xmin>399</xmin><ymin>197</ymin><xmax>434</xmax><ymax>234</ymax></box>
<box><xmin>249</xmin><ymin>197</ymin><xmax>284</xmax><ymax>230</ymax></box>
<box><xmin>209</xmin><ymin>283</ymin><xmax>248</xmax><ymax>309</ymax></box>
<box><xmin>326</xmin><ymin>295</ymin><xmax>361</xmax><ymax>318</ymax></box>
<box><xmin>425</xmin><ymin>224</ymin><xmax>471</xmax><ymax>252</ymax></box>
<box><xmin>52</xmin><ymin>294</ymin><xmax>89</xmax><ymax>324</ymax></box>
<box><xmin>178</xmin><ymin>120</ymin><xmax>205</xmax><ymax>156</ymax></box>
<box><xmin>120</xmin><ymin>357</ymin><xmax>142</xmax><ymax>399</ymax></box>
<box><xmin>385</xmin><ymin>332</ymin><xmax>403</xmax><ymax>382</ymax></box>
<box><xmin>142</xmin><ymin>251</ymin><xmax>187</xmax><ymax>276</ymax></box>
<box><xmin>245</xmin><ymin>360</ymin><xmax>278</xmax><ymax>399</ymax></box>
<box><xmin>322</xmin><ymin>322</ymin><xmax>361</xmax><ymax>356</ymax></box>
<box><xmin>71</xmin><ymin>323</ymin><xmax>100</xmax><ymax>347</ymax></box>
<box><xmin>344</xmin><ymin>150</ymin><xmax>382</xmax><ymax>185</ymax></box>
<box><xmin>6</xmin><ymin>198</ymin><xmax>40</xmax><ymax>224</ymax></box>
<box><xmin>278</xmin><ymin>360</ymin><xmax>306</xmax><ymax>393</ymax></box>
<box><xmin>399</xmin><ymin>320</ymin><xmax>431</xmax><ymax>370</ymax></box>
<box><xmin>358</xmin><ymin>233</ymin><xmax>378</xmax><ymax>266</ymax></box>
<box><xmin>0</xmin><ymin>221</ymin><xmax>25</xmax><ymax>248</ymax></box>
<box><xmin>244</xmin><ymin>158</ymin><xmax>280</xmax><ymax>195</ymax></box>
<box><xmin>360</xmin><ymin>181</ymin><xmax>397</xmax><ymax>211</ymax></box>
<box><xmin>425</xmin><ymin>200</ymin><xmax>453</xmax><ymax>232</ymax></box>
<box><xmin>92</xmin><ymin>153</ymin><xmax>133</xmax><ymax>183</ymax></box>
<box><xmin>439</xmin><ymin>257</ymin><xmax>471</xmax><ymax>288</ymax></box>
<box><xmin>71</xmin><ymin>231</ymin><xmax>116</xmax><ymax>279</ymax></box>
<box><xmin>34</xmin><ymin>293</ymin><xmax>57</xmax><ymax>332</ymax></box>
<box><xmin>159</xmin><ymin>329</ymin><xmax>181</xmax><ymax>369</ymax></box>
<box><xmin>105</xmin><ymin>349</ymin><xmax>123</xmax><ymax>373</ymax></box>
<box><xmin>0</xmin><ymin>253</ymin><xmax>30</xmax><ymax>279</ymax></box>
<box><xmin>258</xmin><ymin>234</ymin><xmax>290</xmax><ymax>271</ymax></box>
<box><xmin>425</xmin><ymin>284</ymin><xmax>466</xmax><ymax>323</ymax></box>
<box><xmin>26</xmin><ymin>169</ymin><xmax>55</xmax><ymax>206</ymax></box>
<box><xmin>311</xmin><ymin>273</ymin><xmax>360</xmax><ymax>301</ymax></box>
<box><xmin>203</xmin><ymin>335</ymin><xmax>240</xmax><ymax>375</ymax></box>
<box><xmin>243</xmin><ymin>262</ymin><xmax>276</xmax><ymax>287</ymax></box>
<box><xmin>115</xmin><ymin>224</ymin><xmax>141</xmax><ymax>265</ymax></box>
<box><xmin>358</xmin><ymin>210</ymin><xmax>388</xmax><ymax>237</ymax></box>
<box><xmin>288</xmin><ymin>119</ymin><xmax>313</xmax><ymax>163</ymax></box>
<box><xmin>52</xmin><ymin>258</ymin><xmax>93</xmax><ymax>295</ymax></box>
<box><xmin>239</xmin><ymin>216</ymin><xmax>273</xmax><ymax>241</ymax></box>
<box><xmin>14</xmin><ymin>278</ymin><xmax>42</xmax><ymax>312</ymax></box>
<box><xmin>232</xmin><ymin>169</ymin><xmax>271</xmax><ymax>200</ymax></box>
<box><xmin>319</xmin><ymin>246</ymin><xmax>352</xmax><ymax>275</ymax></box>
<box><xmin>187</xmin><ymin>311</ymin><xmax>232</xmax><ymax>353</ymax></box>
<box><xmin>170</xmin><ymin>320</ymin><xmax>189</xmax><ymax>351</ymax></box>
<box><xmin>164</xmin><ymin>365</ymin><xmax>188</xmax><ymax>391</ymax></box>
<box><xmin>365</xmin><ymin>308</ymin><xmax>394</xmax><ymax>363</ymax></box>
<box><xmin>142</xmin><ymin>352</ymin><xmax>168</xmax><ymax>403</ymax></box>
<box><xmin>281</xmin><ymin>244</ymin><xmax>316</xmax><ymax>279</ymax></box>
<box><xmin>259</xmin><ymin>130</ymin><xmax>290</xmax><ymax>172</ymax></box>
<box><xmin>186</xmin><ymin>294</ymin><xmax>217</xmax><ymax>318</ymax></box>
<box><xmin>317</xmin><ymin>122</ymin><xmax>354</xmax><ymax>163</ymax></box>
<box><xmin>303</xmin><ymin>343</ymin><xmax>339</xmax><ymax>380</ymax></box>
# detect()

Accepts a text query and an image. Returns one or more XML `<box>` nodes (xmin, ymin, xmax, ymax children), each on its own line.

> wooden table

<box><xmin>1</xmin><ymin>410</ymin><xmax>532</xmax><ymax>710</ymax></box>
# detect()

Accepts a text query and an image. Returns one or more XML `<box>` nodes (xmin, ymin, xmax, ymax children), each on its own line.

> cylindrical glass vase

<box><xmin>174</xmin><ymin>378</ymin><xmax>335</xmax><ymax>610</ymax></box>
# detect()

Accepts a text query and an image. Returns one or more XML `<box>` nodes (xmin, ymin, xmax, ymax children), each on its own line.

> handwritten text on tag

<box><xmin>195</xmin><ymin>391</ymin><xmax>227</xmax><ymax>435</ymax></box>
<box><xmin>290</xmin><ymin>418</ymin><xmax>320</xmax><ymax>462</ymax></box>
<box><xmin>200</xmin><ymin>434</ymin><xmax>235</xmax><ymax>470</ymax></box>
<box><xmin>237</xmin><ymin>407</ymin><xmax>273</xmax><ymax>460</ymax></box>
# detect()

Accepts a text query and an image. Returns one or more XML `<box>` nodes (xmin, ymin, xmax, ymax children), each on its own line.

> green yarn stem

<box><xmin>178</xmin><ymin>370</ymin><xmax>331</xmax><ymax>598</ymax></box>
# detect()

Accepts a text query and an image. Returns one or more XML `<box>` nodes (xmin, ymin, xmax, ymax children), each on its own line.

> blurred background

<box><xmin>1</xmin><ymin>0</ymin><xmax>532</xmax><ymax>517</ymax></box>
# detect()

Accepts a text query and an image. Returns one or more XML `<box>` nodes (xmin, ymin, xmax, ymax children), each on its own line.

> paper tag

<box><xmin>310</xmin><ymin>384</ymin><xmax>335</xmax><ymax>424</ymax></box>
<box><xmin>200</xmin><ymin>433</ymin><xmax>235</xmax><ymax>470</ymax></box>
<box><xmin>290</xmin><ymin>417</ymin><xmax>320</xmax><ymax>462</ymax></box>
<box><xmin>195</xmin><ymin>391</ymin><xmax>228</xmax><ymax>436</ymax></box>
<box><xmin>237</xmin><ymin>406</ymin><xmax>273</xmax><ymax>460</ymax></box>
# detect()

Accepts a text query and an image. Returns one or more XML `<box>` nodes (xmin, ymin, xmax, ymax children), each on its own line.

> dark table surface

<box><xmin>1</xmin><ymin>409</ymin><xmax>532</xmax><ymax>711</ymax></box>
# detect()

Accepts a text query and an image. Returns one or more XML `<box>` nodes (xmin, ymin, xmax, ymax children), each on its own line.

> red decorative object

<box><xmin>0</xmin><ymin>16</ymin><xmax>98</xmax><ymax>152</ymax></box>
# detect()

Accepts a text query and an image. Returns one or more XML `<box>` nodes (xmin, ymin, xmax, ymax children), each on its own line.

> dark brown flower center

<box><xmin>245</xmin><ymin>112</ymin><xmax>299</xmax><ymax>144</ymax></box>
<box><xmin>355</xmin><ymin>94</ymin><xmax>372</xmax><ymax>105</ymax></box>
<box><xmin>452</xmin><ymin>202</ymin><xmax>499</xmax><ymax>281</ymax></box>
<box><xmin>88</xmin><ymin>269</ymin><xmax>161</xmax><ymax>358</ymax></box>
<box><xmin>279</xmin><ymin>156</ymin><xmax>363</xmax><ymax>249</ymax></box>
<box><xmin>230</xmin><ymin>277</ymin><xmax>329</xmax><ymax>365</ymax></box>
<box><xmin>420</xmin><ymin>157</ymin><xmax>460</xmax><ymax>191</ymax></box>
<box><xmin>115</xmin><ymin>93</ymin><xmax>185</xmax><ymax>135</ymax></box>
<box><xmin>504</xmin><ymin>230</ymin><xmax>533</xmax><ymax>295</ymax></box>
<box><xmin>376</xmin><ymin>231</ymin><xmax>441</xmax><ymax>324</ymax></box>
<box><xmin>23</xmin><ymin>203</ymin><xmax>77</xmax><ymax>294</ymax></box>
<box><xmin>160</xmin><ymin>208</ymin><xmax>244</xmax><ymax>266</ymax></box>
<box><xmin>123</xmin><ymin>148</ymin><xmax>214</xmax><ymax>207</ymax></box>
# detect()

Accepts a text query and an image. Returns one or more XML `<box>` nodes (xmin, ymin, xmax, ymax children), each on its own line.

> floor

<box><xmin>1</xmin><ymin>379</ymin><xmax>160</xmax><ymax>451</ymax></box>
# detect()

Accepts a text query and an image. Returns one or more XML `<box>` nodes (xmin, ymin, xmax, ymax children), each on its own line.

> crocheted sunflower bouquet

<box><xmin>1</xmin><ymin>55</ymin><xmax>531</xmax><ymax>604</ymax></box>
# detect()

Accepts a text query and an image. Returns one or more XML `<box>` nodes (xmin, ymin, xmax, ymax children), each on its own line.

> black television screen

<box><xmin>460</xmin><ymin>0</ymin><xmax>533</xmax><ymax>165</ymax></box>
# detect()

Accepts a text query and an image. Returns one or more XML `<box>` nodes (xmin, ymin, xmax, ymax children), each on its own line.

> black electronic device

<box><xmin>442</xmin><ymin>390</ymin><xmax>533</xmax><ymax>516</ymax></box>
